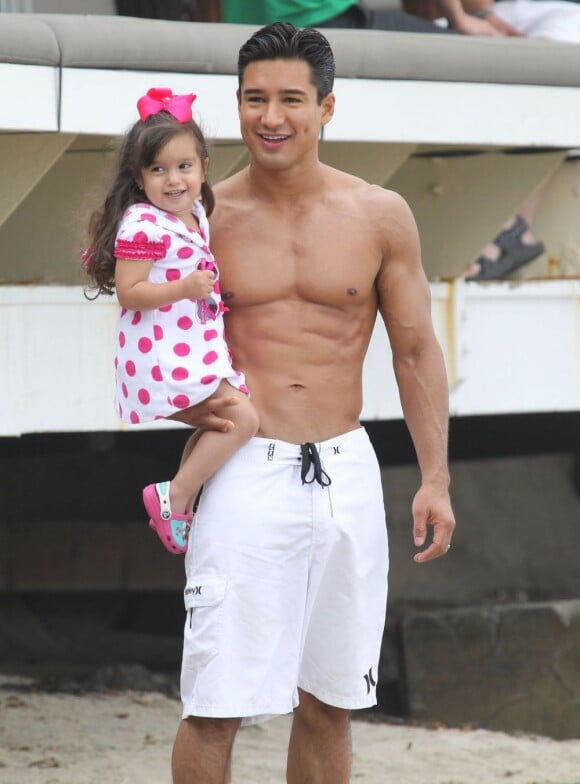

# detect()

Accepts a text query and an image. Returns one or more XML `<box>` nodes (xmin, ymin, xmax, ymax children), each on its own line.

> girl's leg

<box><xmin>167</xmin><ymin>381</ymin><xmax>259</xmax><ymax>516</ymax></box>
<box><xmin>177</xmin><ymin>429</ymin><xmax>202</xmax><ymax>515</ymax></box>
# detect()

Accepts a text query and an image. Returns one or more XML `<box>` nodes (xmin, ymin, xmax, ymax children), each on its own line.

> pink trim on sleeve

<box><xmin>114</xmin><ymin>238</ymin><xmax>166</xmax><ymax>260</ymax></box>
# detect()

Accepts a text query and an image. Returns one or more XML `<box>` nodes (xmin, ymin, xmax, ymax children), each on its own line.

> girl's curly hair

<box><xmin>82</xmin><ymin>111</ymin><xmax>214</xmax><ymax>299</ymax></box>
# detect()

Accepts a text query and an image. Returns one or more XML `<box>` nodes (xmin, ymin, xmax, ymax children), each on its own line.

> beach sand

<box><xmin>1</xmin><ymin>676</ymin><xmax>579</xmax><ymax>784</ymax></box>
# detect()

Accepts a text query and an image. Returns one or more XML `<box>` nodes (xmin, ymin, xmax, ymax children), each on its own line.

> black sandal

<box><xmin>466</xmin><ymin>216</ymin><xmax>545</xmax><ymax>282</ymax></box>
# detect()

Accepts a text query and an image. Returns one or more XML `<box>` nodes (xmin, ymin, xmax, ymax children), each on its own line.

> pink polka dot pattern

<box><xmin>172</xmin><ymin>367</ymin><xmax>189</xmax><ymax>381</ymax></box>
<box><xmin>173</xmin><ymin>394</ymin><xmax>190</xmax><ymax>409</ymax></box>
<box><xmin>113</xmin><ymin>202</ymin><xmax>247</xmax><ymax>425</ymax></box>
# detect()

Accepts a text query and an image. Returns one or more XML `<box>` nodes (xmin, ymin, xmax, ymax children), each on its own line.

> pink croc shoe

<box><xmin>143</xmin><ymin>481</ymin><xmax>191</xmax><ymax>555</ymax></box>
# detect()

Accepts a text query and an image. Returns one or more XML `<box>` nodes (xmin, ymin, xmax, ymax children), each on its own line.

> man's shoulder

<box><xmin>213</xmin><ymin>170</ymin><xmax>248</xmax><ymax>202</ymax></box>
<box><xmin>327</xmin><ymin>168</ymin><xmax>412</xmax><ymax>218</ymax></box>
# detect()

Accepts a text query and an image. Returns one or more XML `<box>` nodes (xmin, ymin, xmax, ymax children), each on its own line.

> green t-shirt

<box><xmin>222</xmin><ymin>0</ymin><xmax>354</xmax><ymax>27</ymax></box>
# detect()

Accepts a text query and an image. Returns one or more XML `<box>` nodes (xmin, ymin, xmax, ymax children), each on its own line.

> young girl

<box><xmin>83</xmin><ymin>87</ymin><xmax>259</xmax><ymax>554</ymax></box>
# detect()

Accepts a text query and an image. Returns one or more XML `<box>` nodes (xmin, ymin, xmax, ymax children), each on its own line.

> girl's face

<box><xmin>137</xmin><ymin>131</ymin><xmax>207</xmax><ymax>225</ymax></box>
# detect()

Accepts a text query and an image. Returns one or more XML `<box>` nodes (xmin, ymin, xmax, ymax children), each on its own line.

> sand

<box><xmin>1</xmin><ymin>675</ymin><xmax>580</xmax><ymax>784</ymax></box>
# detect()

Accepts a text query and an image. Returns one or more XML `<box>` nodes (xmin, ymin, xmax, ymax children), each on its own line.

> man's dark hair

<box><xmin>238</xmin><ymin>22</ymin><xmax>335</xmax><ymax>103</ymax></box>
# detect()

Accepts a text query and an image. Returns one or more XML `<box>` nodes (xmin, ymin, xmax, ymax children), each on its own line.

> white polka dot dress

<box><xmin>113</xmin><ymin>200</ymin><xmax>247</xmax><ymax>424</ymax></box>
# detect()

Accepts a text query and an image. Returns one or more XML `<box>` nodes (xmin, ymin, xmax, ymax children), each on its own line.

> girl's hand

<box><xmin>183</xmin><ymin>269</ymin><xmax>216</xmax><ymax>300</ymax></box>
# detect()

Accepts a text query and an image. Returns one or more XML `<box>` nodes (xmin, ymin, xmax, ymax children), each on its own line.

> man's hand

<box><xmin>173</xmin><ymin>394</ymin><xmax>240</xmax><ymax>432</ymax></box>
<box><xmin>411</xmin><ymin>483</ymin><xmax>456</xmax><ymax>563</ymax></box>
<box><xmin>486</xmin><ymin>12</ymin><xmax>522</xmax><ymax>36</ymax></box>
<box><xmin>452</xmin><ymin>13</ymin><xmax>503</xmax><ymax>35</ymax></box>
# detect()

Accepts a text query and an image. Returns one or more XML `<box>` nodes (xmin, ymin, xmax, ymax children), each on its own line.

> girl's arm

<box><xmin>115</xmin><ymin>258</ymin><xmax>216</xmax><ymax>311</ymax></box>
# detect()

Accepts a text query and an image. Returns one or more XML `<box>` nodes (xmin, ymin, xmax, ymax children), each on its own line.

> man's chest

<box><xmin>213</xmin><ymin>213</ymin><xmax>382</xmax><ymax>309</ymax></box>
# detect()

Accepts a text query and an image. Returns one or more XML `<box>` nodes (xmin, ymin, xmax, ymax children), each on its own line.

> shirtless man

<box><xmin>171</xmin><ymin>22</ymin><xmax>455</xmax><ymax>784</ymax></box>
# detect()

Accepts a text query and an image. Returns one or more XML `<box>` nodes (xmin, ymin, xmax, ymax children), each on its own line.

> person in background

<box><xmin>217</xmin><ymin>0</ymin><xmax>512</xmax><ymax>35</ymax></box>
<box><xmin>459</xmin><ymin>0</ymin><xmax>580</xmax><ymax>279</ymax></box>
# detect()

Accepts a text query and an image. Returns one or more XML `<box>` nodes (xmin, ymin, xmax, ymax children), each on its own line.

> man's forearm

<box><xmin>394</xmin><ymin>344</ymin><xmax>451</xmax><ymax>488</ymax></box>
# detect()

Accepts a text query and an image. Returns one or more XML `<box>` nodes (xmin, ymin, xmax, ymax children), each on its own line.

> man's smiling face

<box><xmin>237</xmin><ymin>58</ymin><xmax>334</xmax><ymax>172</ymax></box>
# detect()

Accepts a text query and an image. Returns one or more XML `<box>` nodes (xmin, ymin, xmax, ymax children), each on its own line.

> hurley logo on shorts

<box><xmin>363</xmin><ymin>667</ymin><xmax>376</xmax><ymax>695</ymax></box>
<box><xmin>185</xmin><ymin>586</ymin><xmax>202</xmax><ymax>596</ymax></box>
<box><xmin>267</xmin><ymin>442</ymin><xmax>276</xmax><ymax>461</ymax></box>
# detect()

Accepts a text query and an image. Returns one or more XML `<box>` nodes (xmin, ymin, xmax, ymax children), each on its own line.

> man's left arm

<box><xmin>375</xmin><ymin>191</ymin><xmax>456</xmax><ymax>562</ymax></box>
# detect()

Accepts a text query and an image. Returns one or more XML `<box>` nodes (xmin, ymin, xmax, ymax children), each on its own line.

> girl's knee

<box><xmin>231</xmin><ymin>396</ymin><xmax>259</xmax><ymax>440</ymax></box>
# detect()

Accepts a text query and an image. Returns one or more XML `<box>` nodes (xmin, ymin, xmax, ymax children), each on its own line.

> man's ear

<box><xmin>321</xmin><ymin>92</ymin><xmax>335</xmax><ymax>126</ymax></box>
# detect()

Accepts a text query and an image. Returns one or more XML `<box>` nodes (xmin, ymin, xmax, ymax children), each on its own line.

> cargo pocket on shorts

<box><xmin>183</xmin><ymin>575</ymin><xmax>228</xmax><ymax>670</ymax></box>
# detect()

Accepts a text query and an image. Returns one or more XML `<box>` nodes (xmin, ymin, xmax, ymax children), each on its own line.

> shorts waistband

<box><xmin>245</xmin><ymin>426</ymin><xmax>368</xmax><ymax>462</ymax></box>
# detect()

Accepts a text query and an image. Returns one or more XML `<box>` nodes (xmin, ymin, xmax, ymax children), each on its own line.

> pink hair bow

<box><xmin>137</xmin><ymin>87</ymin><xmax>196</xmax><ymax>123</ymax></box>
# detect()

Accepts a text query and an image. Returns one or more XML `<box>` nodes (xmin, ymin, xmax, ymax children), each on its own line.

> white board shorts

<box><xmin>179</xmin><ymin>427</ymin><xmax>389</xmax><ymax>725</ymax></box>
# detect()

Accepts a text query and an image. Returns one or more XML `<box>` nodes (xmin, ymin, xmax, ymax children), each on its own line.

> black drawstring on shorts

<box><xmin>300</xmin><ymin>442</ymin><xmax>331</xmax><ymax>487</ymax></box>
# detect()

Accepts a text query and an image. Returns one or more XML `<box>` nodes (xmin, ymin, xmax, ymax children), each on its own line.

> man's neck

<box><xmin>246</xmin><ymin>158</ymin><xmax>327</xmax><ymax>204</ymax></box>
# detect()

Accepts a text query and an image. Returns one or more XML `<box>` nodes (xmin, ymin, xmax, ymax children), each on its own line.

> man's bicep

<box><xmin>376</xmin><ymin>199</ymin><xmax>432</xmax><ymax>356</ymax></box>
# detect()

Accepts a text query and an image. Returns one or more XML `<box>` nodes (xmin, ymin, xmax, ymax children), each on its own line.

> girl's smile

<box><xmin>138</xmin><ymin>131</ymin><xmax>207</xmax><ymax>227</ymax></box>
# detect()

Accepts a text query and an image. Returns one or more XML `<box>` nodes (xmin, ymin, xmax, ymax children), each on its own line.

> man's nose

<box><xmin>262</xmin><ymin>101</ymin><xmax>284</xmax><ymax>126</ymax></box>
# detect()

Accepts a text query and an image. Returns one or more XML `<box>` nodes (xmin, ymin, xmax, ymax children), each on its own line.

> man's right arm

<box><xmin>173</xmin><ymin>394</ymin><xmax>240</xmax><ymax>431</ymax></box>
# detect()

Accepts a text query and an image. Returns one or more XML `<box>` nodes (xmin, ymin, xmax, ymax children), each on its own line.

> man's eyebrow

<box><xmin>242</xmin><ymin>88</ymin><xmax>308</xmax><ymax>96</ymax></box>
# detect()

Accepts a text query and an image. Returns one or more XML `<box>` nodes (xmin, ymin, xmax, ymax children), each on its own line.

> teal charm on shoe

<box><xmin>143</xmin><ymin>481</ymin><xmax>191</xmax><ymax>555</ymax></box>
